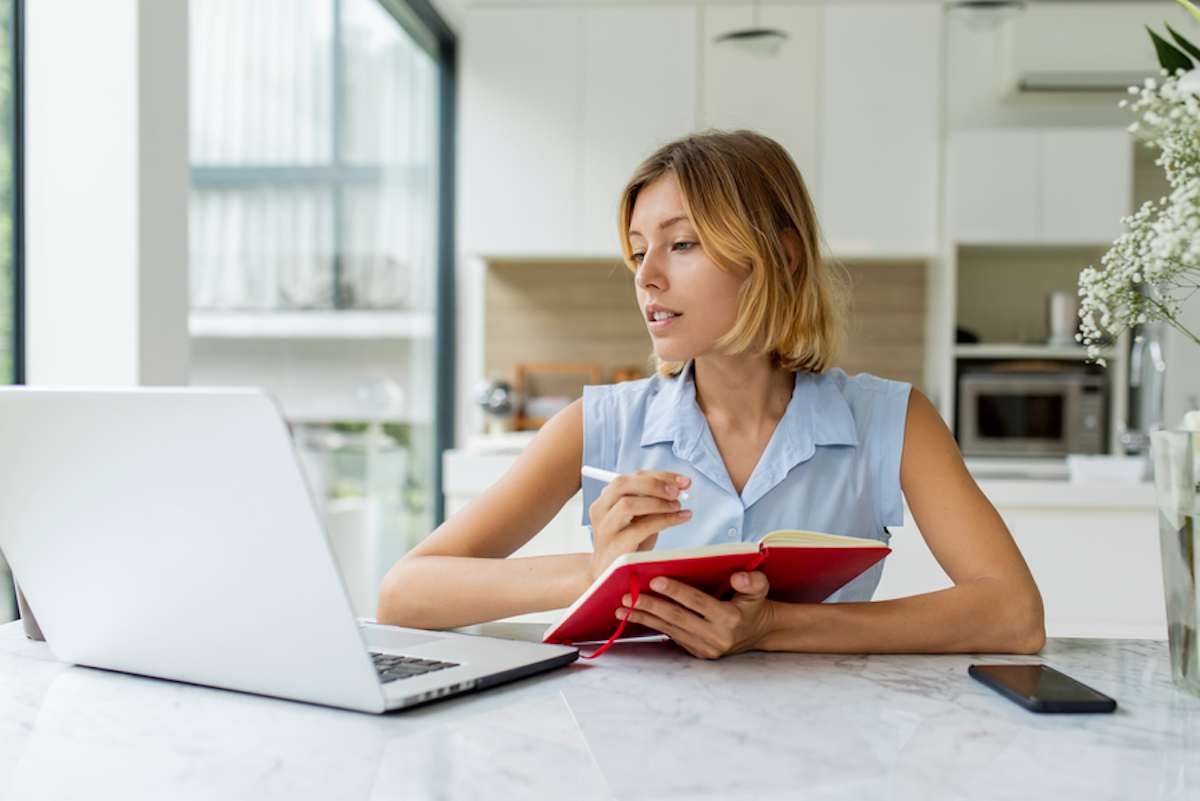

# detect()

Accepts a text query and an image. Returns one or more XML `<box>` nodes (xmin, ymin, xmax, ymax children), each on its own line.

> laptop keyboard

<box><xmin>370</xmin><ymin>652</ymin><xmax>460</xmax><ymax>684</ymax></box>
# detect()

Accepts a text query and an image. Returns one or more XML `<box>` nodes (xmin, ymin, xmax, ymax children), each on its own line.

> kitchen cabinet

<box><xmin>460</xmin><ymin>6</ymin><xmax>697</xmax><ymax>258</ymax></box>
<box><xmin>442</xmin><ymin>450</ymin><xmax>592</xmax><ymax>560</ymax></box>
<box><xmin>701</xmin><ymin>4</ymin><xmax>824</xmax><ymax>205</ymax></box>
<box><xmin>1040</xmin><ymin>129</ymin><xmax>1134</xmax><ymax>244</ymax></box>
<box><xmin>445</xmin><ymin>450</ymin><xmax>1165</xmax><ymax>639</ymax></box>
<box><xmin>875</xmin><ymin>482</ymin><xmax>1164</xmax><ymax>640</ymax></box>
<box><xmin>819</xmin><ymin>3</ymin><xmax>942</xmax><ymax>257</ymax></box>
<box><xmin>460</xmin><ymin>8</ymin><xmax>580</xmax><ymax>255</ymax></box>
<box><xmin>580</xmin><ymin>6</ymin><xmax>697</xmax><ymax>255</ymax></box>
<box><xmin>948</xmin><ymin>128</ymin><xmax>1132</xmax><ymax>244</ymax></box>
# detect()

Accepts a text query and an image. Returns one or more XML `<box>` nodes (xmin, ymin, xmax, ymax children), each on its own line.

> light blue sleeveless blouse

<box><xmin>581</xmin><ymin>359</ymin><xmax>912</xmax><ymax>603</ymax></box>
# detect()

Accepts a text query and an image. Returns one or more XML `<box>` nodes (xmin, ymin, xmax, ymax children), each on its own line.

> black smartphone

<box><xmin>968</xmin><ymin>664</ymin><xmax>1117</xmax><ymax>713</ymax></box>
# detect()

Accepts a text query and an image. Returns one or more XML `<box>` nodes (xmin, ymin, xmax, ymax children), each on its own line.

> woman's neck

<box><xmin>691</xmin><ymin>354</ymin><xmax>794</xmax><ymax>433</ymax></box>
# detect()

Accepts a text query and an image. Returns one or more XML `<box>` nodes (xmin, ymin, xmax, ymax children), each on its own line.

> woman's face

<box><xmin>628</xmin><ymin>173</ymin><xmax>746</xmax><ymax>363</ymax></box>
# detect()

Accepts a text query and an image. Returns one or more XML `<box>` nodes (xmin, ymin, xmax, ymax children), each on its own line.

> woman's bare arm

<box><xmin>760</xmin><ymin>388</ymin><xmax>1047</xmax><ymax>653</ymax></box>
<box><xmin>376</xmin><ymin>400</ymin><xmax>591</xmax><ymax>629</ymax></box>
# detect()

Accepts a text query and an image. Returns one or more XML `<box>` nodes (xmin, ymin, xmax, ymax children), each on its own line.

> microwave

<box><xmin>957</xmin><ymin>371</ymin><xmax>1107</xmax><ymax>457</ymax></box>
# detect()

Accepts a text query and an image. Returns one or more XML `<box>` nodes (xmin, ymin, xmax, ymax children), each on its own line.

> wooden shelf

<box><xmin>189</xmin><ymin>310</ymin><xmax>434</xmax><ymax>340</ymax></box>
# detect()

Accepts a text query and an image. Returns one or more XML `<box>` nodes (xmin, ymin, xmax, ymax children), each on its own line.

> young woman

<box><xmin>378</xmin><ymin>130</ymin><xmax>1045</xmax><ymax>659</ymax></box>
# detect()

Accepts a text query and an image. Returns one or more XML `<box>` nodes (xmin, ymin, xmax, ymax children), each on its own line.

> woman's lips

<box><xmin>648</xmin><ymin>313</ymin><xmax>681</xmax><ymax>333</ymax></box>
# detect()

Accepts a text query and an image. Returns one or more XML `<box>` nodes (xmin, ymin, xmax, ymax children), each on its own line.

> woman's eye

<box><xmin>631</xmin><ymin>252</ymin><xmax>645</xmax><ymax>263</ymax></box>
<box><xmin>672</xmin><ymin>241</ymin><xmax>695</xmax><ymax>252</ymax></box>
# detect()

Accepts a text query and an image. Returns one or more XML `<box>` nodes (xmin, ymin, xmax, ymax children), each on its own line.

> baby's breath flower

<box><xmin>1078</xmin><ymin>67</ymin><xmax>1200</xmax><ymax>362</ymax></box>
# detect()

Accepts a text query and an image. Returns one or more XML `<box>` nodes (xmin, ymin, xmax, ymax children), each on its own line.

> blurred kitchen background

<box><xmin>3</xmin><ymin>0</ymin><xmax>1200</xmax><ymax>639</ymax></box>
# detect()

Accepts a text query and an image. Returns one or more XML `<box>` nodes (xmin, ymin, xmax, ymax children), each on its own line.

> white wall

<box><xmin>25</xmin><ymin>0</ymin><xmax>189</xmax><ymax>386</ymax></box>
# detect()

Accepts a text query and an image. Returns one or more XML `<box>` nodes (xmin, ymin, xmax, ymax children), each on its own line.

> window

<box><xmin>188</xmin><ymin>0</ymin><xmax>453</xmax><ymax>617</ymax></box>
<box><xmin>189</xmin><ymin>0</ymin><xmax>438</xmax><ymax>313</ymax></box>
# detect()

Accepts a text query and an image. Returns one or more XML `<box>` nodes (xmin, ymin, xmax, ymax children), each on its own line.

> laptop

<box><xmin>0</xmin><ymin>386</ymin><xmax>578</xmax><ymax>713</ymax></box>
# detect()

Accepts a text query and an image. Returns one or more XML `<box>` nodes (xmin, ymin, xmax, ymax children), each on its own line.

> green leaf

<box><xmin>1148</xmin><ymin>25</ymin><xmax>1194</xmax><ymax>72</ymax></box>
<box><xmin>1166</xmin><ymin>22</ymin><xmax>1200</xmax><ymax>63</ymax></box>
<box><xmin>1176</xmin><ymin>0</ymin><xmax>1200</xmax><ymax>25</ymax></box>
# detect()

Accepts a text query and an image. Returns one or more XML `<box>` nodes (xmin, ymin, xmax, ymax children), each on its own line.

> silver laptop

<box><xmin>0</xmin><ymin>386</ymin><xmax>577</xmax><ymax>713</ymax></box>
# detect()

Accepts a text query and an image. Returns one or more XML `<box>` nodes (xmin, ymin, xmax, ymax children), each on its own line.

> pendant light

<box><xmin>713</xmin><ymin>0</ymin><xmax>788</xmax><ymax>58</ymax></box>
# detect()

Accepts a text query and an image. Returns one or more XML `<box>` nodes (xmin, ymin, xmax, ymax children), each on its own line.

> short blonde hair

<box><xmin>617</xmin><ymin>129</ymin><xmax>849</xmax><ymax>378</ymax></box>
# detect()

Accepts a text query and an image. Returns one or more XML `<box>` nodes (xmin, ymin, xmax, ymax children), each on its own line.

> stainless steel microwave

<box><xmin>957</xmin><ymin>371</ymin><xmax>1107</xmax><ymax>457</ymax></box>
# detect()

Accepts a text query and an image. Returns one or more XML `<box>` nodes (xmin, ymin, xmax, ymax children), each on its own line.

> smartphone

<box><xmin>968</xmin><ymin>664</ymin><xmax>1117</xmax><ymax>713</ymax></box>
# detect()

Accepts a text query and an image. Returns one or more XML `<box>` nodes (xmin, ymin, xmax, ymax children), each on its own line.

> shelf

<box><xmin>953</xmin><ymin>343</ymin><xmax>1116</xmax><ymax>361</ymax></box>
<box><xmin>189</xmin><ymin>310</ymin><xmax>434</xmax><ymax>340</ymax></box>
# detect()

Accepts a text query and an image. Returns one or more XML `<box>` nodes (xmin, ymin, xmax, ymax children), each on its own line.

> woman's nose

<box><xmin>635</xmin><ymin>248</ymin><xmax>666</xmax><ymax>290</ymax></box>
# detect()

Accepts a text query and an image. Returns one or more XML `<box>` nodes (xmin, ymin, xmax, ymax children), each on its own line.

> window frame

<box><xmin>8</xmin><ymin>0</ymin><xmax>22</xmax><ymax>386</ymax></box>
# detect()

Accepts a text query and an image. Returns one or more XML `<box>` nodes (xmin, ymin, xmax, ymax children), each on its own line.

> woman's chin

<box><xmin>651</xmin><ymin>343</ymin><xmax>695</xmax><ymax>363</ymax></box>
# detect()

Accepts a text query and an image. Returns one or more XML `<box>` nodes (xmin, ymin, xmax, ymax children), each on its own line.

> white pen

<box><xmin>581</xmin><ymin>465</ymin><xmax>690</xmax><ymax>501</ymax></box>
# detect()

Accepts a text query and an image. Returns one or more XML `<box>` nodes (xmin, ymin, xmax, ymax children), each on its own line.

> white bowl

<box><xmin>1066</xmin><ymin>454</ymin><xmax>1149</xmax><ymax>484</ymax></box>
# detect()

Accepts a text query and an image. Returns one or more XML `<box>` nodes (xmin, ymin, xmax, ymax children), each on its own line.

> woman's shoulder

<box><xmin>820</xmin><ymin>366</ymin><xmax>912</xmax><ymax>399</ymax></box>
<box><xmin>582</xmin><ymin>373</ymin><xmax>663</xmax><ymax>411</ymax></box>
<box><xmin>816</xmin><ymin>367</ymin><xmax>913</xmax><ymax>443</ymax></box>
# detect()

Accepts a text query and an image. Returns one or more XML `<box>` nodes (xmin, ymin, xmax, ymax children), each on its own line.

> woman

<box><xmin>378</xmin><ymin>130</ymin><xmax>1045</xmax><ymax>658</ymax></box>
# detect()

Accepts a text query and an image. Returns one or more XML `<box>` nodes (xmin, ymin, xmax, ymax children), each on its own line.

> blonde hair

<box><xmin>617</xmin><ymin>129</ymin><xmax>849</xmax><ymax>378</ymax></box>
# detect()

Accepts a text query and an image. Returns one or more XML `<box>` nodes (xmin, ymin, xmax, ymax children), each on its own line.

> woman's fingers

<box><xmin>640</xmin><ymin>576</ymin><xmax>730</xmax><ymax>622</ymax></box>
<box><xmin>616</xmin><ymin>606</ymin><xmax>720</xmax><ymax>660</ymax></box>
<box><xmin>616</xmin><ymin>509</ymin><xmax>692</xmax><ymax>552</ymax></box>
<box><xmin>609</xmin><ymin>495</ymin><xmax>682</xmax><ymax>527</ymax></box>
<box><xmin>731</xmin><ymin>571</ymin><xmax>770</xmax><ymax>600</ymax></box>
<box><xmin>596</xmin><ymin>470</ymin><xmax>691</xmax><ymax>512</ymax></box>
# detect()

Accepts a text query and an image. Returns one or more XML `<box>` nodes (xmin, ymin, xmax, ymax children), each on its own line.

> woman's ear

<box><xmin>781</xmin><ymin>228</ymin><xmax>802</xmax><ymax>276</ymax></box>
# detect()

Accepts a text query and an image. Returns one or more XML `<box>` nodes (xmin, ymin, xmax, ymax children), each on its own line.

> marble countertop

<box><xmin>2</xmin><ymin>621</ymin><xmax>1198</xmax><ymax>800</ymax></box>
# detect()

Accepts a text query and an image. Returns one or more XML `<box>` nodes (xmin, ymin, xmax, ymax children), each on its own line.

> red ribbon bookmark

<box><xmin>579</xmin><ymin>574</ymin><xmax>640</xmax><ymax>660</ymax></box>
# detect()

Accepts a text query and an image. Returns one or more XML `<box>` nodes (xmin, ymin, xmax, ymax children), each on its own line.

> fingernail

<box><xmin>676</xmin><ymin>476</ymin><xmax>690</xmax><ymax>487</ymax></box>
<box><xmin>681</xmin><ymin>509</ymin><xmax>692</xmax><ymax>517</ymax></box>
<box><xmin>615</xmin><ymin>608</ymin><xmax>627</xmax><ymax>620</ymax></box>
<box><xmin>622</xmin><ymin>594</ymin><xmax>632</xmax><ymax>606</ymax></box>
<box><xmin>650</xmin><ymin>578</ymin><xmax>667</xmax><ymax>591</ymax></box>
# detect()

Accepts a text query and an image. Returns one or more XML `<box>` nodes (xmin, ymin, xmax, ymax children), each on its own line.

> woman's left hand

<box><xmin>617</xmin><ymin>571</ymin><xmax>775</xmax><ymax>659</ymax></box>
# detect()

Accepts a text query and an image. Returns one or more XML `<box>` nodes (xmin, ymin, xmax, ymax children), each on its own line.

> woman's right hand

<box><xmin>585</xmin><ymin>470</ymin><xmax>693</xmax><ymax>585</ymax></box>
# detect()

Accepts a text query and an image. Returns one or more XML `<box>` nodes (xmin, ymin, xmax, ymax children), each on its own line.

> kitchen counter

<box><xmin>445</xmin><ymin>448</ymin><xmax>1158</xmax><ymax>508</ymax></box>
<box><xmin>2</xmin><ymin>621</ymin><xmax>1197</xmax><ymax>800</ymax></box>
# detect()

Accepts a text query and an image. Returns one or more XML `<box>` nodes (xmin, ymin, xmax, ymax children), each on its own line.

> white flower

<box><xmin>1178</xmin><ymin>69</ymin><xmax>1200</xmax><ymax>95</ymax></box>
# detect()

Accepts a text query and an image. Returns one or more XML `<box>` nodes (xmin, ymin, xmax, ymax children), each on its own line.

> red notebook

<box><xmin>542</xmin><ymin>530</ymin><xmax>890</xmax><ymax>648</ymax></box>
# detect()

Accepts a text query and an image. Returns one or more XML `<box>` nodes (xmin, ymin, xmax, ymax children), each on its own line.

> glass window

<box><xmin>188</xmin><ymin>0</ymin><xmax>446</xmax><ymax>618</ymax></box>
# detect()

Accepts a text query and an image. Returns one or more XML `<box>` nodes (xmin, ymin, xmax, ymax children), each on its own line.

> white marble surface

<box><xmin>2</xmin><ymin>621</ymin><xmax>1198</xmax><ymax>800</ymax></box>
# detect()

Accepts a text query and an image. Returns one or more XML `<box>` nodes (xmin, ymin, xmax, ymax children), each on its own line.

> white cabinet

<box><xmin>702</xmin><ymin>2</ymin><xmax>942</xmax><ymax>258</ymax></box>
<box><xmin>581</xmin><ymin>6</ymin><xmax>697</xmax><ymax>255</ymax></box>
<box><xmin>819</xmin><ymin>3</ymin><xmax>942</xmax><ymax>257</ymax></box>
<box><xmin>442</xmin><ymin>450</ymin><xmax>592</xmax><ymax>559</ymax></box>
<box><xmin>461</xmin><ymin>6</ymin><xmax>697</xmax><ymax>257</ymax></box>
<box><xmin>949</xmin><ymin>128</ymin><xmax>1132</xmax><ymax>244</ymax></box>
<box><xmin>875</xmin><ymin>485</ymin><xmax>1165</xmax><ymax>640</ymax></box>
<box><xmin>1040</xmin><ymin>129</ymin><xmax>1134</xmax><ymax>244</ymax></box>
<box><xmin>460</xmin><ymin>8</ymin><xmax>580</xmax><ymax>255</ymax></box>
<box><xmin>948</xmin><ymin>130</ymin><xmax>1040</xmax><ymax>242</ymax></box>
<box><xmin>701</xmin><ymin>4</ymin><xmax>823</xmax><ymax>204</ymax></box>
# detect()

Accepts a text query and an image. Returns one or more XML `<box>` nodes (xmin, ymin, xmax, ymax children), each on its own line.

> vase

<box><xmin>1150</xmin><ymin>429</ymin><xmax>1200</xmax><ymax>696</ymax></box>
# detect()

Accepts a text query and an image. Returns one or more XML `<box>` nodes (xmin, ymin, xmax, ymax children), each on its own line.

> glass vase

<box><xmin>1151</xmin><ymin>429</ymin><xmax>1200</xmax><ymax>696</ymax></box>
